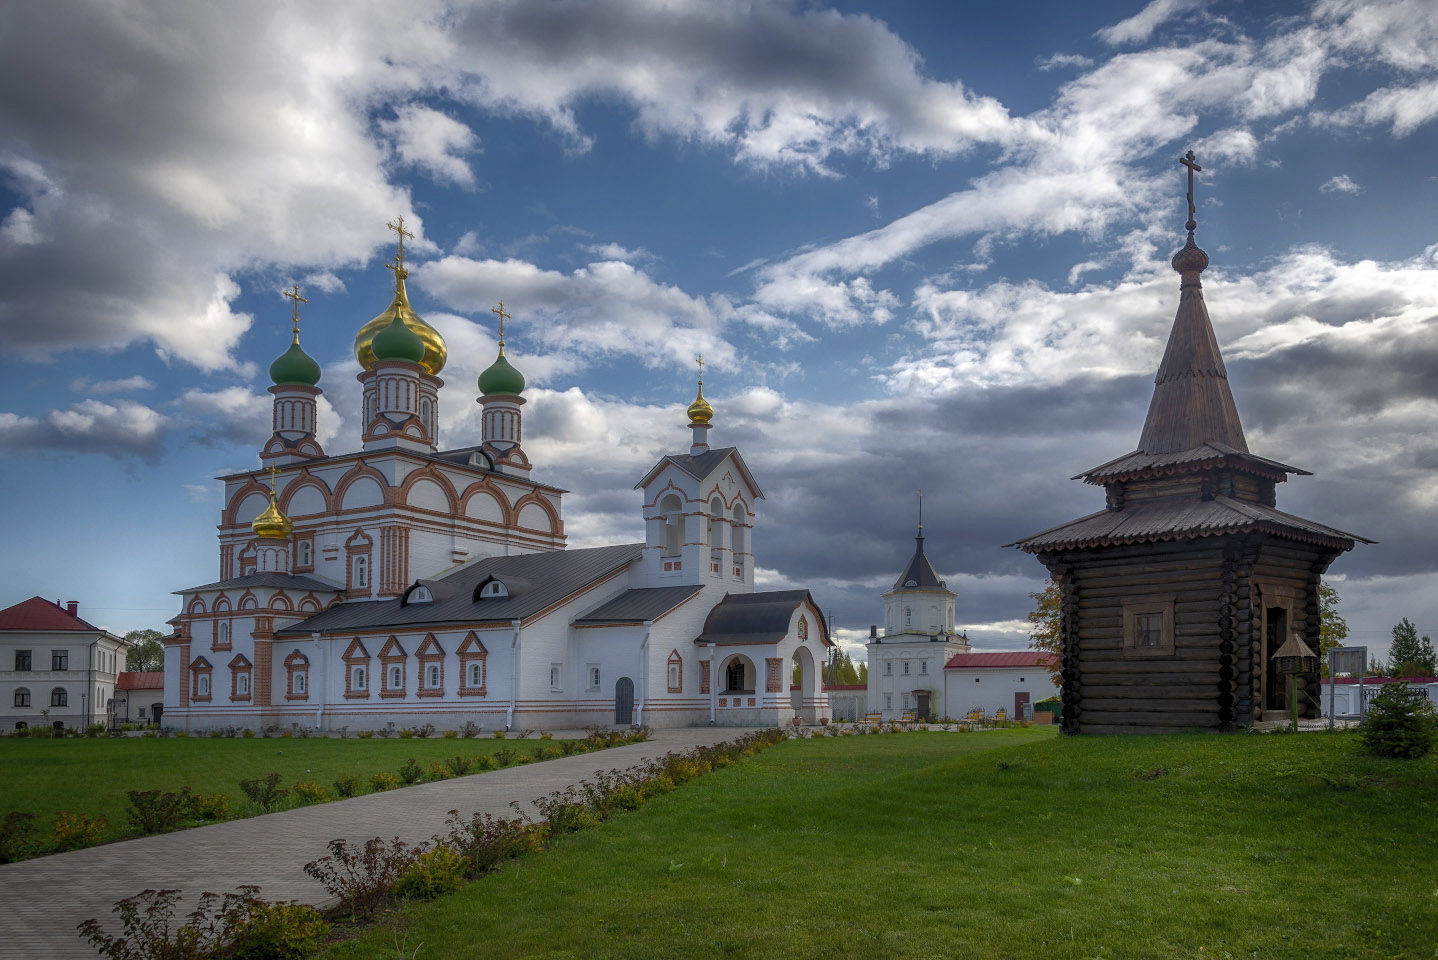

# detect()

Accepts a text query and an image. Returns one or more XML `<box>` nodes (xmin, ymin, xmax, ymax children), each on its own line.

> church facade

<box><xmin>162</xmin><ymin>226</ymin><xmax>831</xmax><ymax>732</ymax></box>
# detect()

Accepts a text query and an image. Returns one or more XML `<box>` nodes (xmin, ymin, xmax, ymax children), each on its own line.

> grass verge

<box><xmin>321</xmin><ymin>728</ymin><xmax>1436</xmax><ymax>960</ymax></box>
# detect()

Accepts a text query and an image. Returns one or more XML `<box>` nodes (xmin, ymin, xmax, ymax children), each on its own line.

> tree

<box><xmin>821</xmin><ymin>649</ymin><xmax>863</xmax><ymax>686</ymax></box>
<box><xmin>1389</xmin><ymin>618</ymin><xmax>1437</xmax><ymax>676</ymax></box>
<box><xmin>125</xmin><ymin>629</ymin><xmax>166</xmax><ymax>672</ymax></box>
<box><xmin>1027</xmin><ymin>578</ymin><xmax>1062</xmax><ymax>682</ymax></box>
<box><xmin>1358</xmin><ymin>681</ymin><xmax>1436</xmax><ymax>758</ymax></box>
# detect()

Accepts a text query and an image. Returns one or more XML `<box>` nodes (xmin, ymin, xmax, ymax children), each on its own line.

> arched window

<box><xmin>661</xmin><ymin>495</ymin><xmax>683</xmax><ymax>557</ymax></box>
<box><xmin>296</xmin><ymin>540</ymin><xmax>312</xmax><ymax>568</ymax></box>
<box><xmin>352</xmin><ymin>666</ymin><xmax>367</xmax><ymax>691</ymax></box>
<box><xmin>479</xmin><ymin>580</ymin><xmax>507</xmax><ymax>599</ymax></box>
<box><xmin>13</xmin><ymin>688</ymin><xmax>30</xmax><ymax>708</ymax></box>
<box><xmin>218</xmin><ymin>622</ymin><xmax>230</xmax><ymax>646</ymax></box>
<box><xmin>388</xmin><ymin>665</ymin><xmax>402</xmax><ymax>690</ymax></box>
<box><xmin>905</xmin><ymin>606</ymin><xmax>912</xmax><ymax>627</ymax></box>
<box><xmin>725</xmin><ymin>659</ymin><xmax>746</xmax><ymax>693</ymax></box>
<box><xmin>426</xmin><ymin>665</ymin><xmax>440</xmax><ymax>688</ymax></box>
<box><xmin>50</xmin><ymin>687</ymin><xmax>67</xmax><ymax>707</ymax></box>
<box><xmin>731</xmin><ymin>503</ymin><xmax>748</xmax><ymax>556</ymax></box>
<box><xmin>196</xmin><ymin>676</ymin><xmax>209</xmax><ymax>697</ymax></box>
<box><xmin>237</xmin><ymin>672</ymin><xmax>250</xmax><ymax>696</ymax></box>
<box><xmin>468</xmin><ymin>662</ymin><xmax>484</xmax><ymax>688</ymax></box>
<box><xmin>709</xmin><ymin>498</ymin><xmax>724</xmax><ymax>548</ymax></box>
<box><xmin>295</xmin><ymin>672</ymin><xmax>307</xmax><ymax>694</ymax></box>
<box><xmin>549</xmin><ymin>665</ymin><xmax>561</xmax><ymax>690</ymax></box>
<box><xmin>408</xmin><ymin>585</ymin><xmax>433</xmax><ymax>604</ymax></box>
<box><xmin>353</xmin><ymin>555</ymin><xmax>369</xmax><ymax>589</ymax></box>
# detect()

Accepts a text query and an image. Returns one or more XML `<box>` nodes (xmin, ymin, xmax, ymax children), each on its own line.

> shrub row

<box><xmin>1</xmin><ymin>727</ymin><xmax>650</xmax><ymax>863</ymax></box>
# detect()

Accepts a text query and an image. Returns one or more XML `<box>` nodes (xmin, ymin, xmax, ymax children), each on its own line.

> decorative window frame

<box><xmin>797</xmin><ymin>615</ymin><xmax>808</xmax><ymax>641</ymax></box>
<box><xmin>229</xmin><ymin>654</ymin><xmax>253</xmax><ymax>701</ymax></box>
<box><xmin>667</xmin><ymin>649</ymin><xmax>683</xmax><ymax>693</ymax></box>
<box><xmin>586</xmin><ymin>663</ymin><xmax>601</xmax><ymax>692</ymax></box>
<box><xmin>293</xmin><ymin>534</ymin><xmax>315</xmax><ymax>572</ymax></box>
<box><xmin>342</xmin><ymin>638</ymin><xmax>371</xmax><ymax>699</ymax></box>
<box><xmin>214</xmin><ymin>620</ymin><xmax>232</xmax><ymax>652</ymax></box>
<box><xmin>1122</xmin><ymin>598</ymin><xmax>1176</xmax><ymax>659</ymax></box>
<box><xmin>345</xmin><ymin>529</ymin><xmax>374</xmax><ymax>598</ymax></box>
<box><xmin>378</xmin><ymin>636</ymin><xmax>406</xmax><ymax>698</ymax></box>
<box><xmin>284</xmin><ymin>650</ymin><xmax>310</xmax><ymax>701</ymax></box>
<box><xmin>457</xmin><ymin>632</ymin><xmax>488</xmax><ymax>697</ymax></box>
<box><xmin>190</xmin><ymin>657</ymin><xmax>213</xmax><ymax>702</ymax></box>
<box><xmin>416</xmin><ymin>634</ymin><xmax>444</xmax><ymax>698</ymax></box>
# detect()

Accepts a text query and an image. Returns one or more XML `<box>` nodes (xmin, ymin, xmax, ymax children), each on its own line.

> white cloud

<box><xmin>1320</xmin><ymin>174</ymin><xmax>1362</xmax><ymax>194</ymax></box>
<box><xmin>380</xmin><ymin>104</ymin><xmax>478</xmax><ymax>187</ymax></box>
<box><xmin>1318</xmin><ymin>78</ymin><xmax>1438</xmax><ymax>137</ymax></box>
<box><xmin>70</xmin><ymin>376</ymin><xmax>155</xmax><ymax>394</ymax></box>
<box><xmin>0</xmin><ymin>399</ymin><xmax>169</xmax><ymax>462</ymax></box>
<box><xmin>582</xmin><ymin>242</ymin><xmax>654</xmax><ymax>263</ymax></box>
<box><xmin>1096</xmin><ymin>0</ymin><xmax>1209</xmax><ymax>46</ymax></box>
<box><xmin>1036</xmin><ymin>53</ymin><xmax>1094</xmax><ymax>72</ymax></box>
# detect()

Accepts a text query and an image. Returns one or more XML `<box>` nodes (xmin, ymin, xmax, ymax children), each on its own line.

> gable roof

<box><xmin>573</xmin><ymin>585</ymin><xmax>704</xmax><ymax>626</ymax></box>
<box><xmin>696</xmin><ymin>590</ymin><xmax>824</xmax><ymax>646</ymax></box>
<box><xmin>0</xmin><ymin>596</ymin><xmax>102</xmax><ymax>632</ymax></box>
<box><xmin>634</xmin><ymin>446</ymin><xmax>765</xmax><ymax>499</ymax></box>
<box><xmin>275</xmin><ymin>543</ymin><xmax>643</xmax><ymax>635</ymax></box>
<box><xmin>117</xmin><ymin>671</ymin><xmax>164</xmax><ymax>690</ymax></box>
<box><xmin>945</xmin><ymin>651</ymin><xmax>1055</xmax><ymax>670</ymax></box>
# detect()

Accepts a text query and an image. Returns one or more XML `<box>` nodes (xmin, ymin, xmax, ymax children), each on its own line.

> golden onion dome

<box><xmin>687</xmin><ymin>381</ymin><xmax>714</xmax><ymax>425</ymax></box>
<box><xmin>354</xmin><ymin>274</ymin><xmax>447</xmax><ymax>376</ymax></box>
<box><xmin>251</xmin><ymin>496</ymin><xmax>292</xmax><ymax>540</ymax></box>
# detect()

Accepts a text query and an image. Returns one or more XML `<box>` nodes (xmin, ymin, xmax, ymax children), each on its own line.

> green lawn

<box><xmin>0</xmin><ymin>735</ymin><xmax>574</xmax><ymax>845</ymax></box>
<box><xmin>321</xmin><ymin>728</ymin><xmax>1437</xmax><ymax>960</ymax></box>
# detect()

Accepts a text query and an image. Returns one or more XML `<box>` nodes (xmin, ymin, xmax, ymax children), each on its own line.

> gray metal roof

<box><xmin>891</xmin><ymin>534</ymin><xmax>946</xmax><ymax>591</ymax></box>
<box><xmin>1077</xmin><ymin>442</ymin><xmax>1307</xmax><ymax>484</ymax></box>
<box><xmin>1010</xmin><ymin>496</ymin><xmax>1371</xmax><ymax>553</ymax></box>
<box><xmin>572</xmin><ymin>586</ymin><xmax>704</xmax><ymax>626</ymax></box>
<box><xmin>275</xmin><ymin>543</ymin><xmax>643</xmax><ymax>635</ymax></box>
<box><xmin>174</xmin><ymin>572</ymin><xmax>340</xmax><ymax>595</ymax></box>
<box><xmin>696</xmin><ymin>590</ymin><xmax>815</xmax><ymax>645</ymax></box>
<box><xmin>634</xmin><ymin>447</ymin><xmax>765</xmax><ymax>499</ymax></box>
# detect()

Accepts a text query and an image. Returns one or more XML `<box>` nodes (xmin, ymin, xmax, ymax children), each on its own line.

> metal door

<box><xmin>615</xmin><ymin>676</ymin><xmax>634</xmax><ymax>725</ymax></box>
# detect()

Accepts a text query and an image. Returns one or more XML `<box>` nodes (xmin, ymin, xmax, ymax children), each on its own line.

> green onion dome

<box><xmin>268</xmin><ymin>340</ymin><xmax>322</xmax><ymax>386</ymax></box>
<box><xmin>478</xmin><ymin>350</ymin><xmax>525</xmax><ymax>397</ymax></box>
<box><xmin>371</xmin><ymin>314</ymin><xmax>426</xmax><ymax>365</ymax></box>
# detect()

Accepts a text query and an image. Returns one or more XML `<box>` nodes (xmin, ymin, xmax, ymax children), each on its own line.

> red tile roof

<box><xmin>945</xmin><ymin>651</ymin><xmax>1056</xmax><ymax>670</ymax></box>
<box><xmin>0</xmin><ymin>596</ymin><xmax>96</xmax><ymax>632</ymax></box>
<box><xmin>118</xmin><ymin>672</ymin><xmax>165</xmax><ymax>690</ymax></box>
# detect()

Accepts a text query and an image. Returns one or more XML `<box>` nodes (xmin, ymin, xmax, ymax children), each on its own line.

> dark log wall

<box><xmin>1044</xmin><ymin>534</ymin><xmax>1339</xmax><ymax>734</ymax></box>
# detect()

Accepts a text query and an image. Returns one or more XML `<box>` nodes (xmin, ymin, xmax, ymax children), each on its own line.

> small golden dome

<box><xmin>354</xmin><ymin>273</ymin><xmax>447</xmax><ymax>376</ymax></box>
<box><xmin>251</xmin><ymin>496</ymin><xmax>293</xmax><ymax>540</ymax></box>
<box><xmin>687</xmin><ymin>381</ymin><xmax>713</xmax><ymax>425</ymax></box>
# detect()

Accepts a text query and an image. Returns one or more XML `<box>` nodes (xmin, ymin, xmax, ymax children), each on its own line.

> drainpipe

<box><xmin>505</xmin><ymin>620</ymin><xmax>521</xmax><ymax>731</ymax></box>
<box><xmin>312</xmin><ymin>633</ymin><xmax>325</xmax><ymax>731</ymax></box>
<box><xmin>707</xmin><ymin>641</ymin><xmax>717</xmax><ymax>725</ymax></box>
<box><xmin>635</xmin><ymin>621</ymin><xmax>652</xmax><ymax>727</ymax></box>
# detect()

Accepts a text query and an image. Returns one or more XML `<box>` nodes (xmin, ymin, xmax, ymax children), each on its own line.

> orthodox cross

<box><xmin>696</xmin><ymin>354</ymin><xmax>704</xmax><ymax>385</ymax></box>
<box><xmin>1180</xmin><ymin>150</ymin><xmax>1202</xmax><ymax>233</ymax></box>
<box><xmin>491</xmin><ymin>301</ymin><xmax>510</xmax><ymax>347</ymax></box>
<box><xmin>386</xmin><ymin>216</ymin><xmax>415</xmax><ymax>270</ymax></box>
<box><xmin>917</xmin><ymin>489</ymin><xmax>923</xmax><ymax>534</ymax></box>
<box><xmin>265</xmin><ymin>463</ymin><xmax>281</xmax><ymax>497</ymax></box>
<box><xmin>282</xmin><ymin>284</ymin><xmax>307</xmax><ymax>342</ymax></box>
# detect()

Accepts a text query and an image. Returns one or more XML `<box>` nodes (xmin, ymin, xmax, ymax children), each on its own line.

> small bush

<box><xmin>461</xmin><ymin>721</ymin><xmax>479</xmax><ymax>738</ymax></box>
<box><xmin>446</xmin><ymin>755</ymin><xmax>475</xmax><ymax>777</ymax></box>
<box><xmin>491</xmin><ymin>730</ymin><xmax>506</xmax><ymax>740</ymax></box>
<box><xmin>398</xmin><ymin>728</ymin><xmax>416</xmax><ymax>739</ymax></box>
<box><xmin>191</xmin><ymin>793</ymin><xmax>231</xmax><ymax>821</ymax></box>
<box><xmin>241</xmin><ymin>727</ymin><xmax>256</xmax><ymax>738</ymax></box>
<box><xmin>539</xmin><ymin>730</ymin><xmax>553</xmax><ymax>740</ymax></box>
<box><xmin>427</xmin><ymin>762</ymin><xmax>452</xmax><ymax>782</ymax></box>
<box><xmin>473</xmin><ymin>754</ymin><xmax>497</xmax><ymax>771</ymax></box>
<box><xmin>443</xmin><ymin>729</ymin><xmax>458</xmax><ymax>738</ymax></box>
<box><xmin>394</xmin><ymin>845</ymin><xmax>465</xmax><ymax>900</ymax></box>
<box><xmin>0</xmin><ymin>811</ymin><xmax>37</xmax><ymax>863</ymax></box>
<box><xmin>303</xmin><ymin>837</ymin><xmax>419</xmax><ymax>921</ymax></box>
<box><xmin>494</xmin><ymin>746</ymin><xmax>517</xmax><ymax>767</ymax></box>
<box><xmin>1360</xmin><ymin>681</ymin><xmax>1437</xmax><ymax>758</ymax></box>
<box><xmin>333</xmin><ymin>775</ymin><xmax>363</xmax><ymax>798</ymax></box>
<box><xmin>238</xmin><ymin>773</ymin><xmax>288</xmax><ymax>812</ymax></box>
<box><xmin>438</xmin><ymin>810</ymin><xmax>540</xmax><ymax>876</ymax></box>
<box><xmin>228</xmin><ymin>897</ymin><xmax>329</xmax><ymax>960</ymax></box>
<box><xmin>126</xmin><ymin>787</ymin><xmax>195</xmax><ymax>835</ymax></box>
<box><xmin>292</xmin><ymin>780</ymin><xmax>331</xmax><ymax>805</ymax></box>
<box><xmin>398</xmin><ymin>758</ymin><xmax>424</xmax><ymax>784</ymax></box>
<box><xmin>370</xmin><ymin>771</ymin><xmax>401</xmax><ymax>792</ymax></box>
<box><xmin>415</xmin><ymin>723</ymin><xmax>435</xmax><ymax>738</ymax></box>
<box><xmin>55</xmin><ymin>811</ymin><xmax>109</xmax><ymax>851</ymax></box>
<box><xmin>85</xmin><ymin>723</ymin><xmax>108</xmax><ymax>738</ymax></box>
<box><xmin>357</xmin><ymin>730</ymin><xmax>374</xmax><ymax>739</ymax></box>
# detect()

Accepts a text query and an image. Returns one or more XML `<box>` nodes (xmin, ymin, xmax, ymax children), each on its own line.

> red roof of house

<box><xmin>945</xmin><ymin>651</ymin><xmax>1056</xmax><ymax>670</ymax></box>
<box><xmin>0</xmin><ymin>596</ymin><xmax>96</xmax><ymax>632</ymax></box>
<box><xmin>117</xmin><ymin>672</ymin><xmax>165</xmax><ymax>691</ymax></box>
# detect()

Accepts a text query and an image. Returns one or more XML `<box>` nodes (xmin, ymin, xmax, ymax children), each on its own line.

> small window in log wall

<box><xmin>1122</xmin><ymin>600</ymin><xmax>1175</xmax><ymax>658</ymax></box>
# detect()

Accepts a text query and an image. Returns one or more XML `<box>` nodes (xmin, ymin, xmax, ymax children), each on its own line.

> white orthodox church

<box><xmin>162</xmin><ymin>225</ymin><xmax>831</xmax><ymax>731</ymax></box>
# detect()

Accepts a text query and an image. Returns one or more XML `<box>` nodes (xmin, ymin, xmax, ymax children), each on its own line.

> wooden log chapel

<box><xmin>1010</xmin><ymin>152</ymin><xmax>1372</xmax><ymax>734</ymax></box>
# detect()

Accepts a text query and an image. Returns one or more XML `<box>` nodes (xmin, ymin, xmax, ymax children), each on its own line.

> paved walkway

<box><xmin>0</xmin><ymin>727</ymin><xmax>761</xmax><ymax>959</ymax></box>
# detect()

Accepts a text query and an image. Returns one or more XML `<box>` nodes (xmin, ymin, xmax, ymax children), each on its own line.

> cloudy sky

<box><xmin>2</xmin><ymin>0</ymin><xmax>1435</xmax><ymax>663</ymax></box>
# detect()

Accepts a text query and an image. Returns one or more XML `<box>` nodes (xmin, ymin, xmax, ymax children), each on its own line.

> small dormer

<box><xmin>401</xmin><ymin>579</ymin><xmax>453</xmax><ymax>607</ymax></box>
<box><xmin>473</xmin><ymin>575</ymin><xmax>529</xmax><ymax>602</ymax></box>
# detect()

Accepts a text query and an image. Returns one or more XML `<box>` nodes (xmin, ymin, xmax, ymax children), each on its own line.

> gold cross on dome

<box><xmin>282</xmin><ymin>284</ymin><xmax>307</xmax><ymax>340</ymax></box>
<box><xmin>1179</xmin><ymin>150</ymin><xmax>1202</xmax><ymax>232</ymax></box>
<box><xmin>491</xmin><ymin>301</ymin><xmax>510</xmax><ymax>344</ymax></box>
<box><xmin>386</xmin><ymin>215</ymin><xmax>415</xmax><ymax>270</ymax></box>
<box><xmin>696</xmin><ymin>355</ymin><xmax>704</xmax><ymax>384</ymax></box>
<box><xmin>266</xmin><ymin>463</ymin><xmax>280</xmax><ymax>495</ymax></box>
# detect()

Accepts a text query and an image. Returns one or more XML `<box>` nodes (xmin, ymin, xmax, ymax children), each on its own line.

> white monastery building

<box><xmin>163</xmin><ymin>225</ymin><xmax>831</xmax><ymax>732</ymax></box>
<box><xmin>0</xmin><ymin>596</ymin><xmax>132</xmax><ymax>732</ymax></box>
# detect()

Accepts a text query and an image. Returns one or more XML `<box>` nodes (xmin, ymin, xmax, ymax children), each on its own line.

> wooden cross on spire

<box><xmin>1180</xmin><ymin>150</ymin><xmax>1202</xmax><ymax>234</ymax></box>
<box><xmin>491</xmin><ymin>301</ymin><xmax>510</xmax><ymax>351</ymax></box>
<box><xmin>282</xmin><ymin>284</ymin><xmax>307</xmax><ymax>342</ymax></box>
